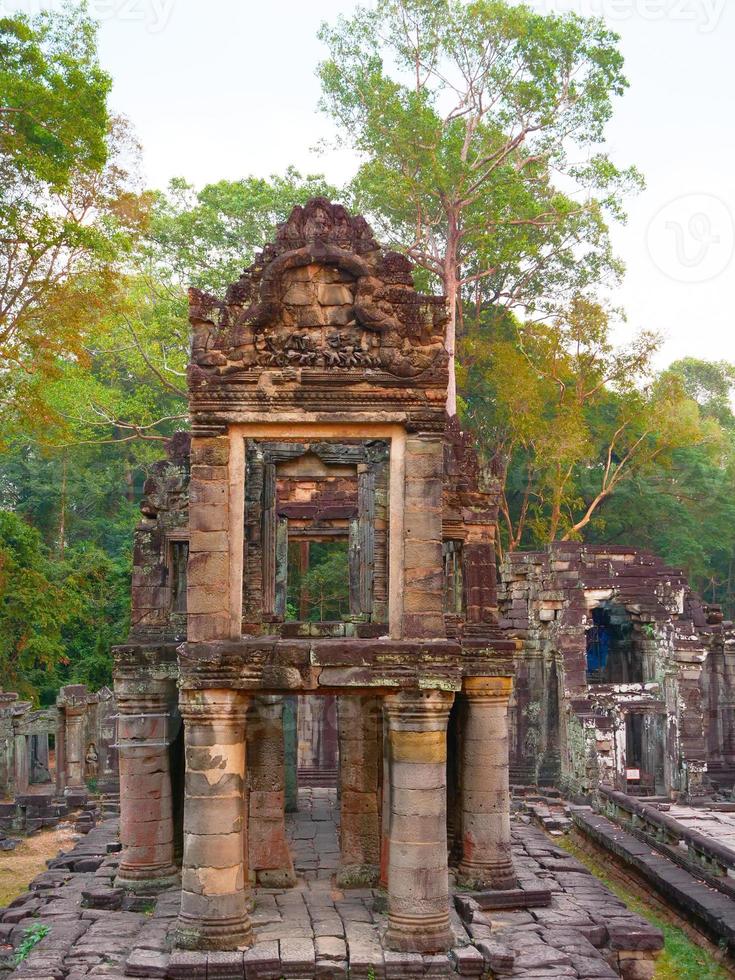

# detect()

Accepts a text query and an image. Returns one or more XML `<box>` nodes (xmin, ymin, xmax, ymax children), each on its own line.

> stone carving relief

<box><xmin>190</xmin><ymin>199</ymin><xmax>448</xmax><ymax>381</ymax></box>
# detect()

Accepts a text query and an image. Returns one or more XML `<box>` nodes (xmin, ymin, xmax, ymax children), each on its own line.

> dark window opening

<box><xmin>626</xmin><ymin>713</ymin><xmax>643</xmax><ymax>770</ymax></box>
<box><xmin>586</xmin><ymin>604</ymin><xmax>643</xmax><ymax>684</ymax></box>
<box><xmin>170</xmin><ymin>541</ymin><xmax>189</xmax><ymax>613</ymax></box>
<box><xmin>443</xmin><ymin>540</ymin><xmax>464</xmax><ymax>614</ymax></box>
<box><xmin>286</xmin><ymin>538</ymin><xmax>350</xmax><ymax>622</ymax></box>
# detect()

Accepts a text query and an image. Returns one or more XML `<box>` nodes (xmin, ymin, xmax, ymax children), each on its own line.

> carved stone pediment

<box><xmin>189</xmin><ymin>199</ymin><xmax>448</xmax><ymax>382</ymax></box>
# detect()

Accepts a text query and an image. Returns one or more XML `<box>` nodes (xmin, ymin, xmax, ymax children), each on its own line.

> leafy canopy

<box><xmin>319</xmin><ymin>0</ymin><xmax>641</xmax><ymax>412</ymax></box>
<box><xmin>460</xmin><ymin>298</ymin><xmax>721</xmax><ymax>548</ymax></box>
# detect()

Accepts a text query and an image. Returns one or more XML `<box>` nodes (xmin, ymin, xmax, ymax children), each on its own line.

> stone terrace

<box><xmin>1</xmin><ymin>789</ymin><xmax>665</xmax><ymax>979</ymax></box>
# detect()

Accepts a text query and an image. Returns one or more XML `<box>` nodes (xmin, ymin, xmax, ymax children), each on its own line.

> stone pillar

<box><xmin>458</xmin><ymin>677</ymin><xmax>515</xmax><ymax>890</ymax></box>
<box><xmin>283</xmin><ymin>696</ymin><xmax>298</xmax><ymax>813</ymax></box>
<box><xmin>12</xmin><ymin>724</ymin><xmax>29</xmax><ymax>795</ymax></box>
<box><xmin>176</xmin><ymin>689</ymin><xmax>252</xmax><ymax>951</ymax></box>
<box><xmin>384</xmin><ymin>689</ymin><xmax>454</xmax><ymax>953</ymax></box>
<box><xmin>337</xmin><ymin>696</ymin><xmax>381</xmax><ymax>886</ymax></box>
<box><xmin>116</xmin><ymin>690</ymin><xmax>178</xmax><ymax>890</ymax></box>
<box><xmin>247</xmin><ymin>695</ymin><xmax>295</xmax><ymax>888</ymax></box>
<box><xmin>402</xmin><ymin>434</ymin><xmax>445</xmax><ymax>639</ymax></box>
<box><xmin>55</xmin><ymin>713</ymin><xmax>66</xmax><ymax>795</ymax></box>
<box><xmin>64</xmin><ymin>706</ymin><xmax>85</xmax><ymax>790</ymax></box>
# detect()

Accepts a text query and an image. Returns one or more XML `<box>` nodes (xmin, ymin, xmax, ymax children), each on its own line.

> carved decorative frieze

<box><xmin>187</xmin><ymin>200</ymin><xmax>449</xmax><ymax>424</ymax></box>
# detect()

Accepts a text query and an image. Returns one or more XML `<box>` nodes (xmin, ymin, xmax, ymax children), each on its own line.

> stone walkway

<box><xmin>0</xmin><ymin>790</ymin><xmax>665</xmax><ymax>979</ymax></box>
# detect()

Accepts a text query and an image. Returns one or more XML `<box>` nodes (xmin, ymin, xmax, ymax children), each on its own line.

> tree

<box><xmin>587</xmin><ymin>357</ymin><xmax>735</xmax><ymax>615</ymax></box>
<box><xmin>666</xmin><ymin>357</ymin><xmax>735</xmax><ymax>429</ymax></box>
<box><xmin>460</xmin><ymin>297</ymin><xmax>720</xmax><ymax>551</ymax></box>
<box><xmin>319</xmin><ymin>0</ymin><xmax>640</xmax><ymax>414</ymax></box>
<box><xmin>0</xmin><ymin>8</ymin><xmax>125</xmax><ymax>421</ymax></box>
<box><xmin>0</xmin><ymin>509</ymin><xmax>73</xmax><ymax>697</ymax></box>
<box><xmin>150</xmin><ymin>168</ymin><xmax>342</xmax><ymax>295</ymax></box>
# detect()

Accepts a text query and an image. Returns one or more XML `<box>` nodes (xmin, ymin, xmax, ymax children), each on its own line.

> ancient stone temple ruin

<box><xmin>500</xmin><ymin>545</ymin><xmax>735</xmax><ymax>799</ymax></box>
<box><xmin>113</xmin><ymin>199</ymin><xmax>517</xmax><ymax>954</ymax></box>
<box><xmin>0</xmin><ymin>684</ymin><xmax>117</xmax><ymax>833</ymax></box>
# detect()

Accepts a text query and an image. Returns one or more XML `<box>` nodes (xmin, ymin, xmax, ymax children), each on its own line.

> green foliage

<box><xmin>0</xmin><ymin>162</ymin><xmax>344</xmax><ymax>703</ymax></box>
<box><xmin>30</xmin><ymin>168</ymin><xmax>343</xmax><ymax>450</ymax></box>
<box><xmin>14</xmin><ymin>922</ymin><xmax>50</xmax><ymax>964</ymax></box>
<box><xmin>0</xmin><ymin>10</ymin><xmax>145</xmax><ymax>428</ymax></box>
<box><xmin>287</xmin><ymin>541</ymin><xmax>351</xmax><ymax>622</ymax></box>
<box><xmin>0</xmin><ymin>506</ymin><xmax>127</xmax><ymax>701</ymax></box>
<box><xmin>585</xmin><ymin>360</ymin><xmax>735</xmax><ymax>615</ymax></box>
<box><xmin>0</xmin><ymin>7</ymin><xmax>109</xmax><ymax>188</ymax></box>
<box><xmin>150</xmin><ymin>168</ymin><xmax>341</xmax><ymax>294</ymax></box>
<box><xmin>0</xmin><ymin>510</ymin><xmax>71</xmax><ymax>697</ymax></box>
<box><xmin>460</xmin><ymin>300</ymin><xmax>721</xmax><ymax>551</ymax></box>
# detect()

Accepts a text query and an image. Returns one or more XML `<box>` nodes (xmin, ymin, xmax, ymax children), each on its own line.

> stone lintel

<box><xmin>178</xmin><ymin>638</ymin><xmax>466</xmax><ymax>693</ymax></box>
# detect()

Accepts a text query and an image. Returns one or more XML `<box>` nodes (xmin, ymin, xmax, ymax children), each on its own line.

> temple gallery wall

<box><xmin>100</xmin><ymin>198</ymin><xmax>735</xmax><ymax>957</ymax></box>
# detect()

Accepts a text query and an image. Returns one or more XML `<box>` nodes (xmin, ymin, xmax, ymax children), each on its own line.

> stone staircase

<box><xmin>512</xmin><ymin>786</ymin><xmax>574</xmax><ymax>835</ymax></box>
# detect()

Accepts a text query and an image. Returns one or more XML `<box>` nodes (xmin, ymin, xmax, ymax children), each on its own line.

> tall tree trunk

<box><xmin>124</xmin><ymin>459</ymin><xmax>135</xmax><ymax>503</ymax></box>
<box><xmin>443</xmin><ymin>221</ymin><xmax>460</xmax><ymax>417</ymax></box>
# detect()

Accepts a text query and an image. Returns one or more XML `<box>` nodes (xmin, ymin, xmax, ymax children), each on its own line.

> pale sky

<box><xmin>12</xmin><ymin>0</ymin><xmax>735</xmax><ymax>367</ymax></box>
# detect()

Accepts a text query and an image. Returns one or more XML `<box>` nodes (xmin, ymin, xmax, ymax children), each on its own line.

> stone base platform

<box><xmin>1</xmin><ymin>791</ymin><xmax>665</xmax><ymax>979</ymax></box>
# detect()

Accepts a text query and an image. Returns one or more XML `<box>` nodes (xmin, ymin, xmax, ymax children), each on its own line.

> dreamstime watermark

<box><xmin>537</xmin><ymin>0</ymin><xmax>726</xmax><ymax>33</ymax></box>
<box><xmin>0</xmin><ymin>0</ymin><xmax>176</xmax><ymax>33</ymax></box>
<box><xmin>646</xmin><ymin>193</ymin><xmax>735</xmax><ymax>283</ymax></box>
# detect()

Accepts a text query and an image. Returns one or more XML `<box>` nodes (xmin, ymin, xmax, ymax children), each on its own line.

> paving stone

<box><xmin>315</xmin><ymin>959</ymin><xmax>348</xmax><ymax>978</ymax></box>
<box><xmin>314</xmin><ymin>936</ymin><xmax>346</xmax><ymax>962</ymax></box>
<box><xmin>448</xmin><ymin>944</ymin><xmax>485</xmax><ymax>976</ymax></box>
<box><xmin>242</xmin><ymin>940</ymin><xmax>280</xmax><ymax>979</ymax></box>
<box><xmin>279</xmin><ymin>937</ymin><xmax>316</xmax><ymax>977</ymax></box>
<box><xmin>513</xmin><ymin>944</ymin><xmax>573</xmax><ymax>971</ymax></box>
<box><xmin>123</xmin><ymin>947</ymin><xmax>169</xmax><ymax>977</ymax></box>
<box><xmin>474</xmin><ymin>939</ymin><xmax>515</xmax><ymax>973</ymax></box>
<box><xmin>422</xmin><ymin>952</ymin><xmax>452</xmax><ymax>975</ymax></box>
<box><xmin>383</xmin><ymin>949</ymin><xmax>425</xmax><ymax>977</ymax></box>
<box><xmin>206</xmin><ymin>950</ymin><xmax>245</xmax><ymax>978</ymax></box>
<box><xmin>313</xmin><ymin>917</ymin><xmax>345</xmax><ymax>938</ymax></box>
<box><xmin>571</xmin><ymin>953</ymin><xmax>619</xmax><ymax>977</ymax></box>
<box><xmin>167</xmin><ymin>950</ymin><xmax>207</xmax><ymax>980</ymax></box>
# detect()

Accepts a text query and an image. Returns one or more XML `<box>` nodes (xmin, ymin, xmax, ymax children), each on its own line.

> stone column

<box><xmin>458</xmin><ymin>677</ymin><xmax>515</xmax><ymax>890</ymax></box>
<box><xmin>337</xmin><ymin>696</ymin><xmax>381</xmax><ymax>887</ymax></box>
<box><xmin>384</xmin><ymin>689</ymin><xmax>454</xmax><ymax>953</ymax></box>
<box><xmin>176</xmin><ymin>689</ymin><xmax>252</xmax><ymax>951</ymax></box>
<box><xmin>64</xmin><ymin>706</ymin><xmax>86</xmax><ymax>790</ymax></box>
<box><xmin>54</xmin><ymin>711</ymin><xmax>66</xmax><ymax>795</ymax></box>
<box><xmin>247</xmin><ymin>695</ymin><xmax>295</xmax><ymax>888</ymax></box>
<box><xmin>402</xmin><ymin>435</ymin><xmax>445</xmax><ymax>640</ymax></box>
<box><xmin>283</xmin><ymin>696</ymin><xmax>298</xmax><ymax>813</ymax></box>
<box><xmin>12</xmin><ymin>723</ymin><xmax>29</xmax><ymax>795</ymax></box>
<box><xmin>116</xmin><ymin>690</ymin><xmax>178</xmax><ymax>890</ymax></box>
